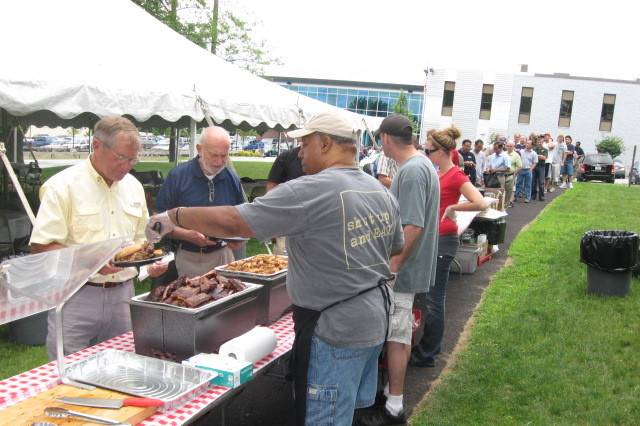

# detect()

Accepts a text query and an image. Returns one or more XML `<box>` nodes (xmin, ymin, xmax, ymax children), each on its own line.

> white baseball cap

<box><xmin>287</xmin><ymin>110</ymin><xmax>357</xmax><ymax>141</ymax></box>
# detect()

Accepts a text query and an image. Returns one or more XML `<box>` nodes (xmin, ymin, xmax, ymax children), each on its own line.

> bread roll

<box><xmin>115</xmin><ymin>244</ymin><xmax>143</xmax><ymax>261</ymax></box>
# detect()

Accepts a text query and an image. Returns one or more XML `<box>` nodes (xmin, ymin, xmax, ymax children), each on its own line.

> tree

<box><xmin>132</xmin><ymin>0</ymin><xmax>280</xmax><ymax>75</ymax></box>
<box><xmin>392</xmin><ymin>91</ymin><xmax>418</xmax><ymax>130</ymax></box>
<box><xmin>597</xmin><ymin>136</ymin><xmax>624</xmax><ymax>158</ymax></box>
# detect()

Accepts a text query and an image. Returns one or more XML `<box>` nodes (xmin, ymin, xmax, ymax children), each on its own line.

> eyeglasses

<box><xmin>208</xmin><ymin>179</ymin><xmax>215</xmax><ymax>203</ymax></box>
<box><xmin>106</xmin><ymin>145</ymin><xmax>138</xmax><ymax>165</ymax></box>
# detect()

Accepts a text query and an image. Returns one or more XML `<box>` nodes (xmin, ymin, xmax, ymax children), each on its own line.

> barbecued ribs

<box><xmin>147</xmin><ymin>271</ymin><xmax>246</xmax><ymax>308</ymax></box>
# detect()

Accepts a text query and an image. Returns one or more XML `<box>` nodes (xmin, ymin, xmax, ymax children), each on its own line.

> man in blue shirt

<box><xmin>484</xmin><ymin>139</ymin><xmax>511</xmax><ymax>204</ymax></box>
<box><xmin>155</xmin><ymin>127</ymin><xmax>245</xmax><ymax>277</ymax></box>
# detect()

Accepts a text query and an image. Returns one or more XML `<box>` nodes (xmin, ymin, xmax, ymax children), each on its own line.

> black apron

<box><xmin>289</xmin><ymin>276</ymin><xmax>393</xmax><ymax>426</ymax></box>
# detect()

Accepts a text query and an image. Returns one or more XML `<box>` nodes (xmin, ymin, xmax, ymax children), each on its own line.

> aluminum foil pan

<box><xmin>215</xmin><ymin>255</ymin><xmax>288</xmax><ymax>282</ymax></box>
<box><xmin>64</xmin><ymin>349</ymin><xmax>215</xmax><ymax>412</ymax></box>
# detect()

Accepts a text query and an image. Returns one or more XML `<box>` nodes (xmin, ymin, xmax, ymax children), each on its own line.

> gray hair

<box><xmin>317</xmin><ymin>132</ymin><xmax>356</xmax><ymax>145</ymax></box>
<box><xmin>93</xmin><ymin>116</ymin><xmax>140</xmax><ymax>148</ymax></box>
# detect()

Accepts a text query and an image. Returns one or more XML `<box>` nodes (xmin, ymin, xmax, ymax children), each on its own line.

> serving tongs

<box><xmin>45</xmin><ymin>406</ymin><xmax>131</xmax><ymax>425</ymax></box>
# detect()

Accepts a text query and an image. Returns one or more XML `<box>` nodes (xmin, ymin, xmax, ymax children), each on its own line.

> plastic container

<box><xmin>451</xmin><ymin>245</ymin><xmax>482</xmax><ymax>274</ymax></box>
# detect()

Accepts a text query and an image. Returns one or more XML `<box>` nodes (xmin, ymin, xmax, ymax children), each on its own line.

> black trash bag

<box><xmin>580</xmin><ymin>230</ymin><xmax>639</xmax><ymax>272</ymax></box>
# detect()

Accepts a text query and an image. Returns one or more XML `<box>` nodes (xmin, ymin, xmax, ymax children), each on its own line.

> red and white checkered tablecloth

<box><xmin>0</xmin><ymin>314</ymin><xmax>294</xmax><ymax>425</ymax></box>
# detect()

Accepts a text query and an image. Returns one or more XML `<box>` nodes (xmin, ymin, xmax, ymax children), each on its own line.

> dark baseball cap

<box><xmin>374</xmin><ymin>114</ymin><xmax>413</xmax><ymax>139</ymax></box>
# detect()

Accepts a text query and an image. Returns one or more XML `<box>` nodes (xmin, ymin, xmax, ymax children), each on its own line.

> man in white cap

<box><xmin>146</xmin><ymin>110</ymin><xmax>404</xmax><ymax>426</ymax></box>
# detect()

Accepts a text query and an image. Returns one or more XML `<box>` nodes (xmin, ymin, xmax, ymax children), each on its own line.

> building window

<box><xmin>479</xmin><ymin>84</ymin><xmax>494</xmax><ymax>120</ymax></box>
<box><xmin>599</xmin><ymin>94</ymin><xmax>616</xmax><ymax>132</ymax></box>
<box><xmin>441</xmin><ymin>81</ymin><xmax>455</xmax><ymax>116</ymax></box>
<box><xmin>518</xmin><ymin>87</ymin><xmax>533</xmax><ymax>124</ymax></box>
<box><xmin>558</xmin><ymin>90</ymin><xmax>574</xmax><ymax>127</ymax></box>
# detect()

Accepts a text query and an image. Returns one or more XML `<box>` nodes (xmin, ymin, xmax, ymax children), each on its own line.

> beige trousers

<box><xmin>46</xmin><ymin>281</ymin><xmax>133</xmax><ymax>360</ymax></box>
<box><xmin>175</xmin><ymin>247</ymin><xmax>235</xmax><ymax>278</ymax></box>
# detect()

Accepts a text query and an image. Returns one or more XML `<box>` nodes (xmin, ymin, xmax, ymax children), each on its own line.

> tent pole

<box><xmin>13</xmin><ymin>127</ymin><xmax>17</xmax><ymax>162</ymax></box>
<box><xmin>189</xmin><ymin>119</ymin><xmax>197</xmax><ymax>158</ymax></box>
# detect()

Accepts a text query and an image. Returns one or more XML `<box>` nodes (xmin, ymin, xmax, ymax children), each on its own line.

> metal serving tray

<box><xmin>128</xmin><ymin>283</ymin><xmax>263</xmax><ymax>360</ymax></box>
<box><xmin>64</xmin><ymin>349</ymin><xmax>216</xmax><ymax>412</ymax></box>
<box><xmin>130</xmin><ymin>282</ymin><xmax>262</xmax><ymax>313</ymax></box>
<box><xmin>214</xmin><ymin>255</ymin><xmax>288</xmax><ymax>282</ymax></box>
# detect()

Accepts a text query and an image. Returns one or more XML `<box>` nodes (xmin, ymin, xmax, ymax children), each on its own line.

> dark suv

<box><xmin>577</xmin><ymin>153</ymin><xmax>615</xmax><ymax>183</ymax></box>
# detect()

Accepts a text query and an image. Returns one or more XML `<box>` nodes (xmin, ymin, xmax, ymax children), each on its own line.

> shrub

<box><xmin>231</xmin><ymin>150</ymin><xmax>263</xmax><ymax>157</ymax></box>
<box><xmin>596</xmin><ymin>136</ymin><xmax>624</xmax><ymax>158</ymax></box>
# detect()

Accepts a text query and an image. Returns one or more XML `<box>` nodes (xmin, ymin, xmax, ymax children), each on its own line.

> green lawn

<box><xmin>412</xmin><ymin>183</ymin><xmax>640</xmax><ymax>425</ymax></box>
<box><xmin>1</xmin><ymin>160</ymin><xmax>270</xmax><ymax>380</ymax></box>
<box><xmin>40</xmin><ymin>160</ymin><xmax>273</xmax><ymax>182</ymax></box>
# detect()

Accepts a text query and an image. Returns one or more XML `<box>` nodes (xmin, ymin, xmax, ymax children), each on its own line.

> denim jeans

<box><xmin>412</xmin><ymin>235</ymin><xmax>459</xmax><ymax>363</ymax></box>
<box><xmin>306</xmin><ymin>335</ymin><xmax>382</xmax><ymax>426</ymax></box>
<box><xmin>531</xmin><ymin>164</ymin><xmax>545</xmax><ymax>199</ymax></box>
<box><xmin>515</xmin><ymin>169</ymin><xmax>532</xmax><ymax>201</ymax></box>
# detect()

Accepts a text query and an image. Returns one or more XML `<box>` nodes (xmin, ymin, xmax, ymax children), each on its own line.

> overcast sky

<box><xmin>222</xmin><ymin>0</ymin><xmax>639</xmax><ymax>85</ymax></box>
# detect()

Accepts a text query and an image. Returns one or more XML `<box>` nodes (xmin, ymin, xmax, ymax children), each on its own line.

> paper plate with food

<box><xmin>113</xmin><ymin>242</ymin><xmax>168</xmax><ymax>267</ymax></box>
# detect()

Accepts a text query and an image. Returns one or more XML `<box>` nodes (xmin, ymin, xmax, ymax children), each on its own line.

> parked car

<box><xmin>613</xmin><ymin>157</ymin><xmax>626</xmax><ymax>179</ymax></box>
<box><xmin>31</xmin><ymin>135</ymin><xmax>54</xmax><ymax>149</ymax></box>
<box><xmin>577</xmin><ymin>153</ymin><xmax>615</xmax><ymax>183</ymax></box>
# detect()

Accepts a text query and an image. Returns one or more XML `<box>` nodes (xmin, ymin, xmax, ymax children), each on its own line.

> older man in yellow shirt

<box><xmin>30</xmin><ymin>116</ymin><xmax>164</xmax><ymax>359</ymax></box>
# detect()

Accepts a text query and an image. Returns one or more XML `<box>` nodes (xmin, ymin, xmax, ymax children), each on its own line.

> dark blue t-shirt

<box><xmin>156</xmin><ymin>156</ymin><xmax>245</xmax><ymax>213</ymax></box>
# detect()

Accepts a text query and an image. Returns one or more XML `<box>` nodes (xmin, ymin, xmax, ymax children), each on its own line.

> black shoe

<box><xmin>539</xmin><ymin>197</ymin><xmax>545</xmax><ymax>201</ymax></box>
<box><xmin>409</xmin><ymin>353</ymin><xmax>435</xmax><ymax>368</ymax></box>
<box><xmin>354</xmin><ymin>405</ymin><xmax>407</xmax><ymax>426</ymax></box>
<box><xmin>374</xmin><ymin>390</ymin><xmax>387</xmax><ymax>406</ymax></box>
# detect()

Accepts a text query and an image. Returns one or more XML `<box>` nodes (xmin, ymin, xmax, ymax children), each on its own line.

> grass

<box><xmin>412</xmin><ymin>183</ymin><xmax>640</xmax><ymax>425</ymax></box>
<box><xmin>40</xmin><ymin>160</ymin><xmax>273</xmax><ymax>183</ymax></box>
<box><xmin>1</xmin><ymin>160</ymin><xmax>271</xmax><ymax>380</ymax></box>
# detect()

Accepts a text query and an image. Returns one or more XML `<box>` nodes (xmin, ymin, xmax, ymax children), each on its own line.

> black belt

<box><xmin>179</xmin><ymin>242</ymin><xmax>224</xmax><ymax>253</ymax></box>
<box><xmin>86</xmin><ymin>281</ymin><xmax>127</xmax><ymax>289</ymax></box>
<box><xmin>289</xmin><ymin>276</ymin><xmax>393</xmax><ymax>426</ymax></box>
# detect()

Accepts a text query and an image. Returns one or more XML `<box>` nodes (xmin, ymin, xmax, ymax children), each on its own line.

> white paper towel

<box><xmin>218</xmin><ymin>326</ymin><xmax>277</xmax><ymax>363</ymax></box>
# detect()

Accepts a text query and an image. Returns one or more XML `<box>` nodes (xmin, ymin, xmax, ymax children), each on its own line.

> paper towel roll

<box><xmin>218</xmin><ymin>326</ymin><xmax>277</xmax><ymax>363</ymax></box>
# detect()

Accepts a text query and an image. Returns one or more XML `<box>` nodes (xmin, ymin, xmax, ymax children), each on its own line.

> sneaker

<box><xmin>569</xmin><ymin>182</ymin><xmax>574</xmax><ymax>188</ymax></box>
<box><xmin>354</xmin><ymin>405</ymin><xmax>407</xmax><ymax>426</ymax></box>
<box><xmin>539</xmin><ymin>197</ymin><xmax>545</xmax><ymax>201</ymax></box>
<box><xmin>508</xmin><ymin>202</ymin><xmax>514</xmax><ymax>208</ymax></box>
<box><xmin>525</xmin><ymin>199</ymin><xmax>530</xmax><ymax>203</ymax></box>
<box><xmin>549</xmin><ymin>187</ymin><xmax>555</xmax><ymax>193</ymax></box>
<box><xmin>559</xmin><ymin>183</ymin><xmax>567</xmax><ymax>189</ymax></box>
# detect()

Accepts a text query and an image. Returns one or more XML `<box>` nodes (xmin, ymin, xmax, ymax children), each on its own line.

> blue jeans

<box><xmin>516</xmin><ymin>169</ymin><xmax>532</xmax><ymax>201</ymax></box>
<box><xmin>306</xmin><ymin>335</ymin><xmax>382</xmax><ymax>426</ymax></box>
<box><xmin>531</xmin><ymin>164</ymin><xmax>545</xmax><ymax>199</ymax></box>
<box><xmin>413</xmin><ymin>235</ymin><xmax>459</xmax><ymax>363</ymax></box>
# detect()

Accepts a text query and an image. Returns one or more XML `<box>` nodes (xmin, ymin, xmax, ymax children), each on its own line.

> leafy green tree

<box><xmin>132</xmin><ymin>0</ymin><xmax>280</xmax><ymax>74</ymax></box>
<box><xmin>596</xmin><ymin>136</ymin><xmax>624</xmax><ymax>158</ymax></box>
<box><xmin>392</xmin><ymin>91</ymin><xmax>418</xmax><ymax>129</ymax></box>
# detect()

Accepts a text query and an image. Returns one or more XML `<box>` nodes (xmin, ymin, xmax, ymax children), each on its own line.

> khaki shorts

<box><xmin>387</xmin><ymin>292</ymin><xmax>415</xmax><ymax>345</ymax></box>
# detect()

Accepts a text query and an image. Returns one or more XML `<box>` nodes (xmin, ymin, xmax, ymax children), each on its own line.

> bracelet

<box><xmin>175</xmin><ymin>207</ymin><xmax>182</xmax><ymax>227</ymax></box>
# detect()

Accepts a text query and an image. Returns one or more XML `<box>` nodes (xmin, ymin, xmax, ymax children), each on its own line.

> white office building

<box><xmin>422</xmin><ymin>68</ymin><xmax>639</xmax><ymax>162</ymax></box>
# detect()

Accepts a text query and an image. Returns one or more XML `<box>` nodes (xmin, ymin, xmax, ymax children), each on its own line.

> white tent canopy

<box><xmin>0</xmin><ymin>0</ymin><xmax>381</xmax><ymax>133</ymax></box>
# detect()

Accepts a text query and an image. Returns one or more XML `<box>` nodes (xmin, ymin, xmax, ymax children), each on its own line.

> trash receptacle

<box><xmin>8</xmin><ymin>310</ymin><xmax>49</xmax><ymax>346</ymax></box>
<box><xmin>470</xmin><ymin>217</ymin><xmax>507</xmax><ymax>245</ymax></box>
<box><xmin>580</xmin><ymin>230</ymin><xmax>639</xmax><ymax>296</ymax></box>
